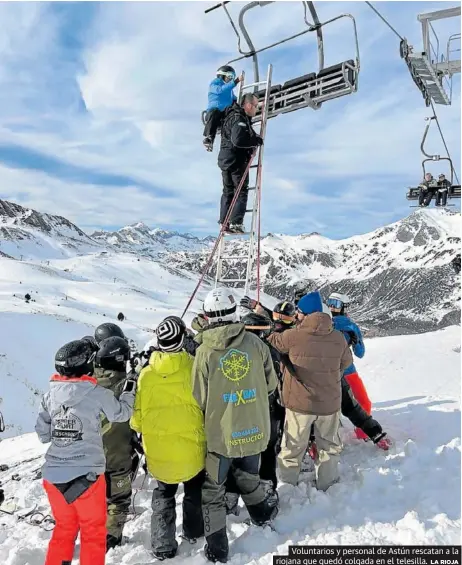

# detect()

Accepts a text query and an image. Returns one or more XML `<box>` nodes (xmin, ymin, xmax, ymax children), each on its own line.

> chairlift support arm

<box><xmin>205</xmin><ymin>1</ymin><xmax>360</xmax><ymax>92</ymax></box>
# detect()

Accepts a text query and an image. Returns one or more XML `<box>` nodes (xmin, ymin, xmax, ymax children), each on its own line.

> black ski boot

<box><xmin>152</xmin><ymin>549</ymin><xmax>177</xmax><ymax>560</ymax></box>
<box><xmin>204</xmin><ymin>528</ymin><xmax>229</xmax><ymax>563</ymax></box>
<box><xmin>106</xmin><ymin>534</ymin><xmax>122</xmax><ymax>552</ymax></box>
<box><xmin>246</xmin><ymin>489</ymin><xmax>279</xmax><ymax>526</ymax></box>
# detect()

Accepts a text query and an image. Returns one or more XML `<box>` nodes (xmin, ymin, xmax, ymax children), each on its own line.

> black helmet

<box><xmin>241</xmin><ymin>312</ymin><xmax>272</xmax><ymax>339</ymax></box>
<box><xmin>94</xmin><ymin>323</ymin><xmax>125</xmax><ymax>344</ymax></box>
<box><xmin>55</xmin><ymin>339</ymin><xmax>96</xmax><ymax>377</ymax></box>
<box><xmin>217</xmin><ymin>65</ymin><xmax>236</xmax><ymax>80</ymax></box>
<box><xmin>81</xmin><ymin>335</ymin><xmax>99</xmax><ymax>352</ymax></box>
<box><xmin>96</xmin><ymin>336</ymin><xmax>131</xmax><ymax>370</ymax></box>
<box><xmin>273</xmin><ymin>301</ymin><xmax>296</xmax><ymax>327</ymax></box>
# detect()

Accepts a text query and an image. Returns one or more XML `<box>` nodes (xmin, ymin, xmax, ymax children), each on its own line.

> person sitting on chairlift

<box><xmin>418</xmin><ymin>172</ymin><xmax>438</xmax><ymax>207</ymax></box>
<box><xmin>203</xmin><ymin>65</ymin><xmax>243</xmax><ymax>152</ymax></box>
<box><xmin>435</xmin><ymin>173</ymin><xmax>452</xmax><ymax>207</ymax></box>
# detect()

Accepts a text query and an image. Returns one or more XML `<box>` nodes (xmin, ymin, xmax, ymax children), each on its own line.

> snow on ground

<box><xmin>0</xmin><ymin>325</ymin><xmax>460</xmax><ymax>564</ymax></box>
<box><xmin>0</xmin><ymin>252</ymin><xmax>278</xmax><ymax>437</ymax></box>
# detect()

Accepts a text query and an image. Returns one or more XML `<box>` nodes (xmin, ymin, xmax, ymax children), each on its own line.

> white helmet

<box><xmin>322</xmin><ymin>303</ymin><xmax>332</xmax><ymax>319</ymax></box>
<box><xmin>327</xmin><ymin>292</ymin><xmax>351</xmax><ymax>311</ymax></box>
<box><xmin>203</xmin><ymin>287</ymin><xmax>237</xmax><ymax>323</ymax></box>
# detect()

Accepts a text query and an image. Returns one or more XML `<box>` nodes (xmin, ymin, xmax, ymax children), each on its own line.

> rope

<box><xmin>256</xmin><ymin>166</ymin><xmax>262</xmax><ymax>304</ymax></box>
<box><xmin>365</xmin><ymin>1</ymin><xmax>404</xmax><ymax>41</ymax></box>
<box><xmin>430</xmin><ymin>100</ymin><xmax>460</xmax><ymax>185</ymax></box>
<box><xmin>181</xmin><ymin>150</ymin><xmax>258</xmax><ymax>318</ymax></box>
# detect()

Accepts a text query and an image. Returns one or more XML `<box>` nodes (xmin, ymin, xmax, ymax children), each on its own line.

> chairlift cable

<box><xmin>365</xmin><ymin>1</ymin><xmax>404</xmax><ymax>41</ymax></box>
<box><xmin>430</xmin><ymin>100</ymin><xmax>460</xmax><ymax>185</ymax></box>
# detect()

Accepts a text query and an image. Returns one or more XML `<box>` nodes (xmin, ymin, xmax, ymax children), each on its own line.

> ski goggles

<box><xmin>221</xmin><ymin>71</ymin><xmax>236</xmax><ymax>80</ymax></box>
<box><xmin>326</xmin><ymin>298</ymin><xmax>346</xmax><ymax>310</ymax></box>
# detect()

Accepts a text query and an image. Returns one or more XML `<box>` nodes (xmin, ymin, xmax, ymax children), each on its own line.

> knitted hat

<box><xmin>156</xmin><ymin>318</ymin><xmax>185</xmax><ymax>352</ymax></box>
<box><xmin>297</xmin><ymin>291</ymin><xmax>323</xmax><ymax>315</ymax></box>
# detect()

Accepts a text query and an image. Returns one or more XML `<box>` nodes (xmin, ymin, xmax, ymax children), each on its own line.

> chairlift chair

<box><xmin>406</xmin><ymin>116</ymin><xmax>461</xmax><ymax>206</ymax></box>
<box><xmin>406</xmin><ymin>117</ymin><xmax>461</xmax><ymax>205</ymax></box>
<box><xmin>202</xmin><ymin>1</ymin><xmax>360</xmax><ymax>124</ymax></box>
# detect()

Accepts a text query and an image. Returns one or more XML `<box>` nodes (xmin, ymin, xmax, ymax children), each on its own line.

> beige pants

<box><xmin>278</xmin><ymin>409</ymin><xmax>342</xmax><ymax>491</ymax></box>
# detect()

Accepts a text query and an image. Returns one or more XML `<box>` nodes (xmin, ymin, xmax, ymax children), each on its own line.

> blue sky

<box><xmin>0</xmin><ymin>1</ymin><xmax>459</xmax><ymax>239</ymax></box>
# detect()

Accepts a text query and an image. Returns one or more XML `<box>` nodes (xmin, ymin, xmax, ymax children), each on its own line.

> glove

<box><xmin>240</xmin><ymin>296</ymin><xmax>257</xmax><ymax>310</ymax></box>
<box><xmin>372</xmin><ymin>432</ymin><xmax>392</xmax><ymax>450</ymax></box>
<box><xmin>256</xmin><ymin>135</ymin><xmax>264</xmax><ymax>146</ymax></box>
<box><xmin>127</xmin><ymin>353</ymin><xmax>144</xmax><ymax>376</ymax></box>
<box><xmin>346</xmin><ymin>331</ymin><xmax>358</xmax><ymax>346</ymax></box>
<box><xmin>122</xmin><ymin>373</ymin><xmax>138</xmax><ymax>394</ymax></box>
<box><xmin>191</xmin><ymin>314</ymin><xmax>208</xmax><ymax>332</ymax></box>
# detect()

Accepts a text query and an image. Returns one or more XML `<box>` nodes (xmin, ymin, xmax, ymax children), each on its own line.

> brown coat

<box><xmin>267</xmin><ymin>312</ymin><xmax>353</xmax><ymax>416</ymax></box>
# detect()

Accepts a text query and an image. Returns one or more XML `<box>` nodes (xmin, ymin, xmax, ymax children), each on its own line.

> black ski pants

<box><xmin>419</xmin><ymin>187</ymin><xmax>436</xmax><ymax>206</ymax></box>
<box><xmin>151</xmin><ymin>470</ymin><xmax>205</xmax><ymax>554</ymax></box>
<box><xmin>203</xmin><ymin>108</ymin><xmax>224</xmax><ymax>141</ymax></box>
<box><xmin>220</xmin><ymin>163</ymin><xmax>250</xmax><ymax>225</ymax></box>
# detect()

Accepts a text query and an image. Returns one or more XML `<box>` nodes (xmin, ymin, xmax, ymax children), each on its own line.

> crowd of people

<box><xmin>418</xmin><ymin>172</ymin><xmax>453</xmax><ymax>207</ymax></box>
<box><xmin>31</xmin><ymin>286</ymin><xmax>391</xmax><ymax>565</ymax></box>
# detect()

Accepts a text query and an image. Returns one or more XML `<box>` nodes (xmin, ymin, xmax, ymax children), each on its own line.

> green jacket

<box><xmin>192</xmin><ymin>323</ymin><xmax>277</xmax><ymax>458</ymax></box>
<box><xmin>93</xmin><ymin>367</ymin><xmax>133</xmax><ymax>472</ymax></box>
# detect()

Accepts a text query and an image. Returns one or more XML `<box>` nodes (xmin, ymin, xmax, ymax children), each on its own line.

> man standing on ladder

<box><xmin>218</xmin><ymin>93</ymin><xmax>263</xmax><ymax>234</ymax></box>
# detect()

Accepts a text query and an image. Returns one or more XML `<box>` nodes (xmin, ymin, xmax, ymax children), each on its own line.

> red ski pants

<box><xmin>345</xmin><ymin>372</ymin><xmax>372</xmax><ymax>440</ymax></box>
<box><xmin>43</xmin><ymin>474</ymin><xmax>107</xmax><ymax>565</ymax></box>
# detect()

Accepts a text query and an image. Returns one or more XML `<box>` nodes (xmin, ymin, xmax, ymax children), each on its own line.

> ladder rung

<box><xmin>250</xmin><ymin>164</ymin><xmax>259</xmax><ymax>169</ymax></box>
<box><xmin>220</xmin><ymin>256</ymin><xmax>246</xmax><ymax>260</ymax></box>
<box><xmin>242</xmin><ymin>81</ymin><xmax>268</xmax><ymax>89</ymax></box>
<box><xmin>218</xmin><ymin>278</ymin><xmax>247</xmax><ymax>283</ymax></box>
<box><xmin>245</xmin><ymin>209</ymin><xmax>255</xmax><ymax>213</ymax></box>
<box><xmin>223</xmin><ymin>231</ymin><xmax>252</xmax><ymax>236</ymax></box>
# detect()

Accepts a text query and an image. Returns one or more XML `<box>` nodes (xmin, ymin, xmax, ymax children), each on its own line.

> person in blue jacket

<box><xmin>203</xmin><ymin>65</ymin><xmax>243</xmax><ymax>152</ymax></box>
<box><xmin>326</xmin><ymin>292</ymin><xmax>371</xmax><ymax>441</ymax></box>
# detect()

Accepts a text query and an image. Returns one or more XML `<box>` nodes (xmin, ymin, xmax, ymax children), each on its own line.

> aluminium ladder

<box><xmin>214</xmin><ymin>64</ymin><xmax>273</xmax><ymax>297</ymax></box>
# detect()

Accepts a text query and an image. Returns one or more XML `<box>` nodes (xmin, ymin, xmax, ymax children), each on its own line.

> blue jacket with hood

<box><xmin>207</xmin><ymin>77</ymin><xmax>237</xmax><ymax>112</ymax></box>
<box><xmin>332</xmin><ymin>315</ymin><xmax>365</xmax><ymax>376</ymax></box>
<box><xmin>35</xmin><ymin>374</ymin><xmax>135</xmax><ymax>484</ymax></box>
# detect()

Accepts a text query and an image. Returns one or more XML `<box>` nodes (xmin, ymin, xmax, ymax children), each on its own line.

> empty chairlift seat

<box><xmin>316</xmin><ymin>59</ymin><xmax>357</xmax><ymax>101</ymax></box>
<box><xmin>254</xmin><ymin>84</ymin><xmax>281</xmax><ymax>118</ymax></box>
<box><xmin>252</xmin><ymin>60</ymin><xmax>358</xmax><ymax>120</ymax></box>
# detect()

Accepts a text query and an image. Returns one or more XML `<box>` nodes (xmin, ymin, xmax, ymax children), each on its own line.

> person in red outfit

<box><xmin>35</xmin><ymin>339</ymin><xmax>135</xmax><ymax>565</ymax></box>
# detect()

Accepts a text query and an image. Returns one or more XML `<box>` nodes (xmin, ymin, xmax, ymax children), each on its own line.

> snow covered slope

<box><xmin>0</xmin><ymin>248</ymin><xmax>281</xmax><ymax>438</ymax></box>
<box><xmin>169</xmin><ymin>209</ymin><xmax>461</xmax><ymax>336</ymax></box>
<box><xmin>0</xmin><ymin>200</ymin><xmax>102</xmax><ymax>260</ymax></box>
<box><xmin>1</xmin><ymin>198</ymin><xmax>460</xmax><ymax>334</ymax></box>
<box><xmin>91</xmin><ymin>222</ymin><xmax>214</xmax><ymax>255</ymax></box>
<box><xmin>0</xmin><ymin>327</ymin><xmax>460</xmax><ymax>562</ymax></box>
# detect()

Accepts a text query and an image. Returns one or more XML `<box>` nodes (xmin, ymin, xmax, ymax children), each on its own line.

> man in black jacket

<box><xmin>218</xmin><ymin>93</ymin><xmax>263</xmax><ymax>234</ymax></box>
<box><xmin>435</xmin><ymin>174</ymin><xmax>452</xmax><ymax>207</ymax></box>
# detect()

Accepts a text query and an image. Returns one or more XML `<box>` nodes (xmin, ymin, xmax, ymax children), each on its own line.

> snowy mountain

<box><xmin>168</xmin><ymin>209</ymin><xmax>461</xmax><ymax>336</ymax></box>
<box><xmin>1</xmin><ymin>326</ymin><xmax>460</xmax><ymax>561</ymax></box>
<box><xmin>0</xmin><ymin>199</ymin><xmax>102</xmax><ymax>260</ymax></box>
<box><xmin>0</xmin><ymin>200</ymin><xmax>460</xmax><ymax>557</ymax></box>
<box><xmin>91</xmin><ymin>222</ymin><xmax>214</xmax><ymax>255</ymax></box>
<box><xmin>1</xmin><ymin>199</ymin><xmax>460</xmax><ymax>336</ymax></box>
